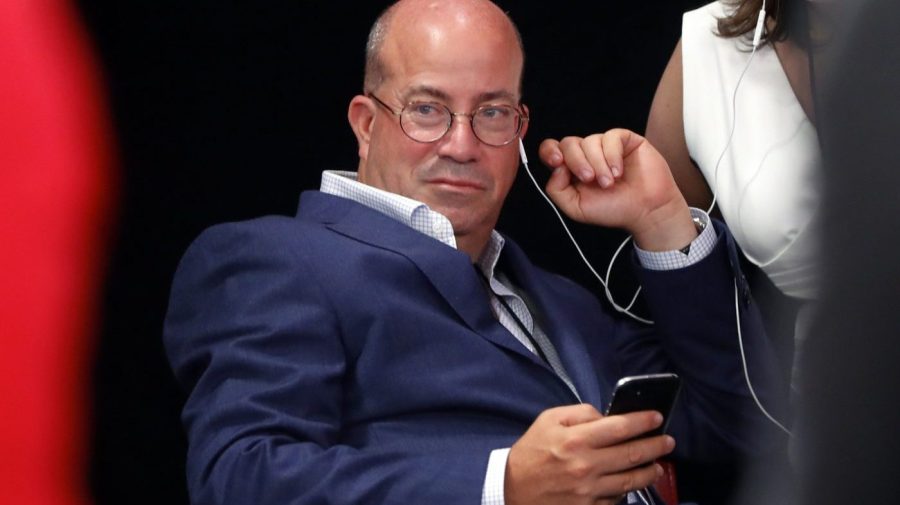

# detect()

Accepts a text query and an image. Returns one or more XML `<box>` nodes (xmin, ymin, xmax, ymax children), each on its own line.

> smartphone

<box><xmin>605</xmin><ymin>373</ymin><xmax>681</xmax><ymax>438</ymax></box>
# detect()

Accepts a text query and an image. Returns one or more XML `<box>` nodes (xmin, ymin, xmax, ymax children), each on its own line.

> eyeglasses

<box><xmin>367</xmin><ymin>93</ymin><xmax>528</xmax><ymax>147</ymax></box>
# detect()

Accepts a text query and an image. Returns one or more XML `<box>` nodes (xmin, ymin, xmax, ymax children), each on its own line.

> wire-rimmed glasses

<box><xmin>368</xmin><ymin>93</ymin><xmax>528</xmax><ymax>147</ymax></box>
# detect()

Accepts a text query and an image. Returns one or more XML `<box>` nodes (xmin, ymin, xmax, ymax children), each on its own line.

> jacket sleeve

<box><xmin>614</xmin><ymin>220</ymin><xmax>791</xmax><ymax>462</ymax></box>
<box><xmin>163</xmin><ymin>220</ymin><xmax>486</xmax><ymax>505</ymax></box>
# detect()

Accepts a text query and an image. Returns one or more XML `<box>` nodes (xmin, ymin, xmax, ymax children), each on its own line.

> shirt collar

<box><xmin>476</xmin><ymin>229</ymin><xmax>506</xmax><ymax>281</ymax></box>
<box><xmin>319</xmin><ymin>170</ymin><xmax>505</xmax><ymax>272</ymax></box>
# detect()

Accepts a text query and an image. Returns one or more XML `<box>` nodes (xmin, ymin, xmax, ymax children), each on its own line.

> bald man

<box><xmin>164</xmin><ymin>1</ymin><xmax>788</xmax><ymax>504</ymax></box>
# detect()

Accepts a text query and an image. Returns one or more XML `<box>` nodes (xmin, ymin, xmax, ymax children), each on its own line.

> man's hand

<box><xmin>505</xmin><ymin>404</ymin><xmax>675</xmax><ymax>505</ymax></box>
<box><xmin>539</xmin><ymin>129</ymin><xmax>698</xmax><ymax>252</ymax></box>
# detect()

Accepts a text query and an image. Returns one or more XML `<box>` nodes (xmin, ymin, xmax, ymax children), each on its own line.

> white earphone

<box><xmin>753</xmin><ymin>6</ymin><xmax>767</xmax><ymax>48</ymax></box>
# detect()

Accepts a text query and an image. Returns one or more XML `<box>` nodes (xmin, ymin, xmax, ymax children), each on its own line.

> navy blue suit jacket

<box><xmin>164</xmin><ymin>191</ymin><xmax>787</xmax><ymax>504</ymax></box>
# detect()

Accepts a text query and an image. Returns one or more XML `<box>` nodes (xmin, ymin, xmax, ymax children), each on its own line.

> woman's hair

<box><xmin>717</xmin><ymin>0</ymin><xmax>803</xmax><ymax>45</ymax></box>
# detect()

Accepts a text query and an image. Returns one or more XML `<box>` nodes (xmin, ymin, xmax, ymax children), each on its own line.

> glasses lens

<box><xmin>400</xmin><ymin>102</ymin><xmax>451</xmax><ymax>142</ymax></box>
<box><xmin>472</xmin><ymin>105</ymin><xmax>520</xmax><ymax>146</ymax></box>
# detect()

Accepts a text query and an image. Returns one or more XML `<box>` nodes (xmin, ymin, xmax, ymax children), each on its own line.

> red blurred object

<box><xmin>0</xmin><ymin>1</ymin><xmax>115</xmax><ymax>504</ymax></box>
<box><xmin>655</xmin><ymin>459</ymin><xmax>680</xmax><ymax>505</ymax></box>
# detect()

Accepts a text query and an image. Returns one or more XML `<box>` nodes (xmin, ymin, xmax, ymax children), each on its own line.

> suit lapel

<box><xmin>498</xmin><ymin>240</ymin><xmax>605</xmax><ymax>407</ymax></box>
<box><xmin>297</xmin><ymin>191</ymin><xmax>548</xmax><ymax>367</ymax></box>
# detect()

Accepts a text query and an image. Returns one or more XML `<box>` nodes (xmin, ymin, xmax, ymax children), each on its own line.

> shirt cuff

<box><xmin>635</xmin><ymin>208</ymin><xmax>716</xmax><ymax>271</ymax></box>
<box><xmin>481</xmin><ymin>448</ymin><xmax>510</xmax><ymax>505</ymax></box>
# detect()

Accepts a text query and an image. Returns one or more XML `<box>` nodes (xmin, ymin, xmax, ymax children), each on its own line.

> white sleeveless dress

<box><xmin>682</xmin><ymin>1</ymin><xmax>822</xmax><ymax>301</ymax></box>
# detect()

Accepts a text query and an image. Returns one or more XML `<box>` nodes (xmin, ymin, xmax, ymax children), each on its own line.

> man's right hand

<box><xmin>504</xmin><ymin>404</ymin><xmax>675</xmax><ymax>505</ymax></box>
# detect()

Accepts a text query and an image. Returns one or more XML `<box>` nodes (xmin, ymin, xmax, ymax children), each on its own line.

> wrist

<box><xmin>631</xmin><ymin>200</ymin><xmax>697</xmax><ymax>252</ymax></box>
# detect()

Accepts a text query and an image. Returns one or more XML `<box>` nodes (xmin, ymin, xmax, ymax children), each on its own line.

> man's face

<box><xmin>353</xmin><ymin>11</ymin><xmax>526</xmax><ymax>253</ymax></box>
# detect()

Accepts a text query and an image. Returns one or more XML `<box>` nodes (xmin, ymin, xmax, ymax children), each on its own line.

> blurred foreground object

<box><xmin>797</xmin><ymin>0</ymin><xmax>900</xmax><ymax>503</ymax></box>
<box><xmin>0</xmin><ymin>1</ymin><xmax>116</xmax><ymax>504</ymax></box>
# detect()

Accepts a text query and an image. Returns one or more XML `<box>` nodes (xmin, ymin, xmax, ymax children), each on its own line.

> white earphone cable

<box><xmin>518</xmin><ymin>140</ymin><xmax>653</xmax><ymax>324</ymax></box>
<box><xmin>707</xmin><ymin>7</ymin><xmax>792</xmax><ymax>435</ymax></box>
<box><xmin>733</xmin><ymin>279</ymin><xmax>793</xmax><ymax>436</ymax></box>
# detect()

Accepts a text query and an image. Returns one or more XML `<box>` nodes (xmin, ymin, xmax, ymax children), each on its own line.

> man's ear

<box><xmin>348</xmin><ymin>95</ymin><xmax>376</xmax><ymax>161</ymax></box>
<box><xmin>519</xmin><ymin>104</ymin><xmax>530</xmax><ymax>139</ymax></box>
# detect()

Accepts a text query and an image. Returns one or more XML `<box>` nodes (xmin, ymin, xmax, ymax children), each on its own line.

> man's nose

<box><xmin>435</xmin><ymin>115</ymin><xmax>480</xmax><ymax>162</ymax></box>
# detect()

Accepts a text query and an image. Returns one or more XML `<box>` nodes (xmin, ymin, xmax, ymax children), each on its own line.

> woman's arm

<box><xmin>645</xmin><ymin>39</ymin><xmax>713</xmax><ymax>210</ymax></box>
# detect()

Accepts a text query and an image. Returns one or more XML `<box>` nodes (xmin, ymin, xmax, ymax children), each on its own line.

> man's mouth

<box><xmin>427</xmin><ymin>177</ymin><xmax>486</xmax><ymax>191</ymax></box>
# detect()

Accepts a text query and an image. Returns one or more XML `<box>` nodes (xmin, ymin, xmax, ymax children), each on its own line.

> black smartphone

<box><xmin>605</xmin><ymin>373</ymin><xmax>681</xmax><ymax>438</ymax></box>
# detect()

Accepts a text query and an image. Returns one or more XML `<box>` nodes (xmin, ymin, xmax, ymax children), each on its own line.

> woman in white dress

<box><xmin>646</xmin><ymin>1</ymin><xmax>823</xmax><ymax>503</ymax></box>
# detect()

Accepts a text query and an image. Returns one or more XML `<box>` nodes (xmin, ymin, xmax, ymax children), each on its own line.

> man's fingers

<box><xmin>543</xmin><ymin>403</ymin><xmax>604</xmax><ymax>427</ymax></box>
<box><xmin>561</xmin><ymin>460</ymin><xmax>665</xmax><ymax>504</ymax></box>
<box><xmin>580</xmin><ymin>134</ymin><xmax>615</xmax><ymax>188</ymax></box>
<box><xmin>554</xmin><ymin>411</ymin><xmax>673</xmax><ymax>472</ymax></box>
<box><xmin>558</xmin><ymin>136</ymin><xmax>597</xmax><ymax>183</ymax></box>
<box><xmin>592</xmin><ymin>434</ymin><xmax>675</xmax><ymax>474</ymax></box>
<box><xmin>599</xmin><ymin>131</ymin><xmax>625</xmax><ymax>180</ymax></box>
<box><xmin>544</xmin><ymin>157</ymin><xmax>592</xmax><ymax>225</ymax></box>
<box><xmin>573</xmin><ymin>411</ymin><xmax>664</xmax><ymax>448</ymax></box>
<box><xmin>539</xmin><ymin>137</ymin><xmax>580</xmax><ymax>209</ymax></box>
<box><xmin>590</xmin><ymin>461</ymin><xmax>666</xmax><ymax>499</ymax></box>
<box><xmin>538</xmin><ymin>138</ymin><xmax>564</xmax><ymax>168</ymax></box>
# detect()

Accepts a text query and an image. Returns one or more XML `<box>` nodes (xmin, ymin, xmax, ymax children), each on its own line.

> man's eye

<box><xmin>479</xmin><ymin>107</ymin><xmax>512</xmax><ymax>120</ymax></box>
<box><xmin>409</xmin><ymin>103</ymin><xmax>441</xmax><ymax>116</ymax></box>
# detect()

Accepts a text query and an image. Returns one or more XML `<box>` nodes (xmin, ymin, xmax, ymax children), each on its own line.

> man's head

<box><xmin>347</xmin><ymin>0</ymin><xmax>527</xmax><ymax>259</ymax></box>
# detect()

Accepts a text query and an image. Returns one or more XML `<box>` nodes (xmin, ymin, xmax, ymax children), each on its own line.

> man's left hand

<box><xmin>538</xmin><ymin>129</ymin><xmax>697</xmax><ymax>251</ymax></box>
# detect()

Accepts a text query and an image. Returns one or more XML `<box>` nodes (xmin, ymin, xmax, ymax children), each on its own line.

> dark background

<box><xmin>76</xmin><ymin>2</ymin><xmax>707</xmax><ymax>503</ymax></box>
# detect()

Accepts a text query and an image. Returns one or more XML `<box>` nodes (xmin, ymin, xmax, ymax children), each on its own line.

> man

<box><xmin>164</xmin><ymin>1</ymin><xmax>787</xmax><ymax>504</ymax></box>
